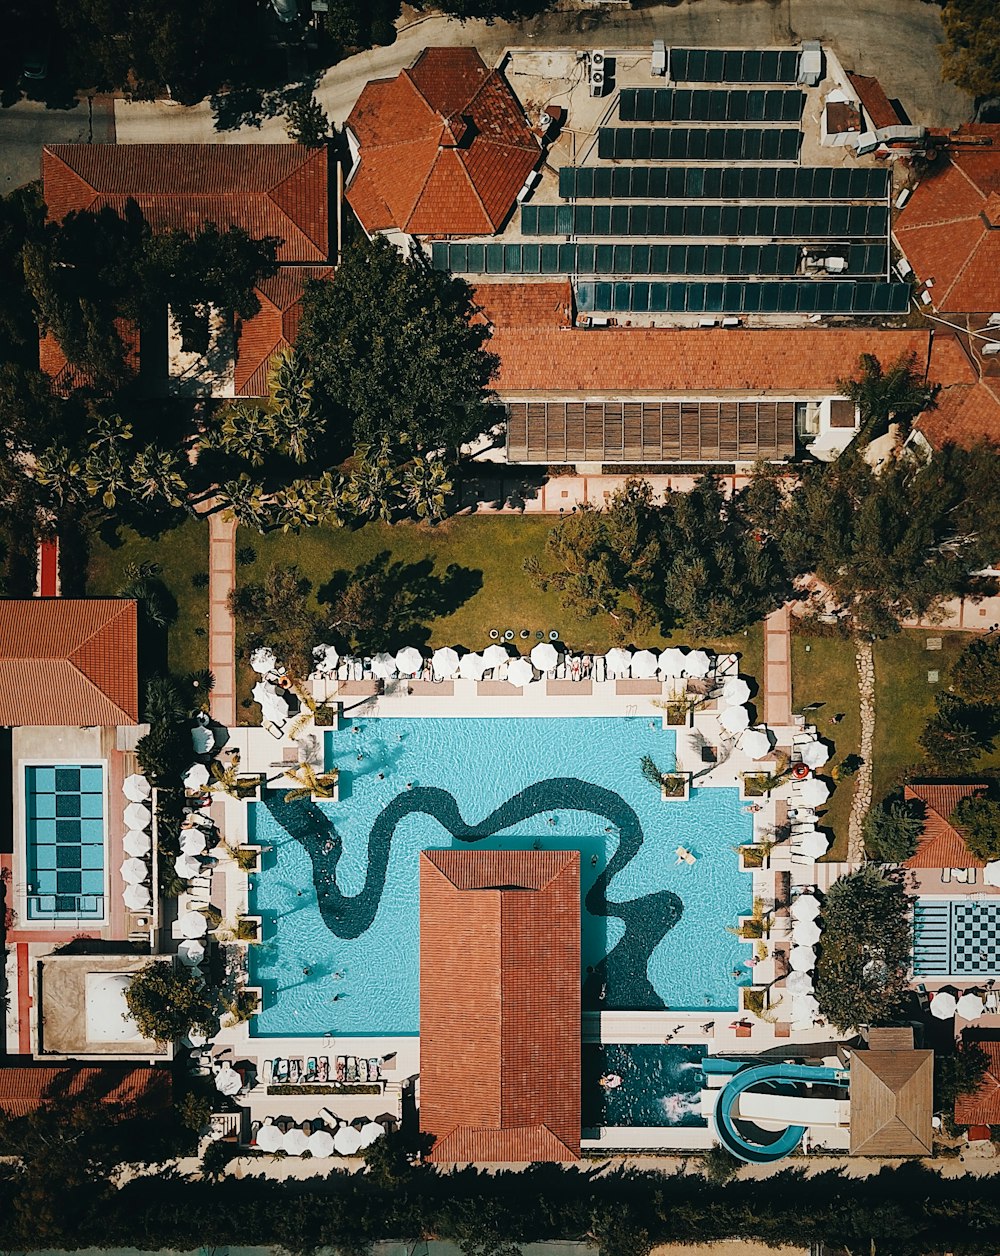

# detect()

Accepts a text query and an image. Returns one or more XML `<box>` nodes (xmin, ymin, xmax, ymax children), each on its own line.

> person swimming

<box><xmin>675</xmin><ymin>846</ymin><xmax>696</xmax><ymax>864</ymax></box>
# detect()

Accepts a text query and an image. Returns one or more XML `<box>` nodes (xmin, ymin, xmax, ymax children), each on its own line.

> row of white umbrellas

<box><xmin>785</xmin><ymin>894</ymin><xmax>822</xmax><ymax>1022</ymax></box>
<box><xmin>930</xmin><ymin>989</ymin><xmax>987</xmax><ymax>1021</ymax></box>
<box><xmin>255</xmin><ymin>1120</ymin><xmax>383</xmax><ymax>1157</ymax></box>
<box><xmin>121</xmin><ymin>776</ymin><xmax>153</xmax><ymax>911</ymax></box>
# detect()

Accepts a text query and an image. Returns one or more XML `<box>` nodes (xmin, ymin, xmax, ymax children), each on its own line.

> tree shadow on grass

<box><xmin>316</xmin><ymin>551</ymin><xmax>483</xmax><ymax>653</ymax></box>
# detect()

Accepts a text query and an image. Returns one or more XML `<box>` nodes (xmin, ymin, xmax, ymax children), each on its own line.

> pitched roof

<box><xmin>902</xmin><ymin>783</ymin><xmax>989</xmax><ymax>869</ymax></box>
<box><xmin>42</xmin><ymin>144</ymin><xmax>330</xmax><ymax>263</ymax></box>
<box><xmin>893</xmin><ymin>126</ymin><xmax>1000</xmax><ymax>312</ymax></box>
<box><xmin>0</xmin><ymin>599</ymin><xmax>138</xmax><ymax>727</ymax></box>
<box><xmin>345</xmin><ymin>48</ymin><xmax>540</xmax><ymax>237</ymax></box>
<box><xmin>915</xmin><ymin>331</ymin><xmax>1000</xmax><ymax>450</ymax></box>
<box><xmin>38</xmin><ymin>319</ymin><xmax>142</xmax><ymax>395</ymax></box>
<box><xmin>234</xmin><ymin>265</ymin><xmax>332</xmax><ymax>397</ymax></box>
<box><xmin>849</xmin><ymin>1049</ymin><xmax>934</xmax><ymax>1155</ymax></box>
<box><xmin>955</xmin><ymin>1039</ymin><xmax>1000</xmax><ymax>1125</ymax></box>
<box><xmin>847</xmin><ymin>73</ymin><xmax>903</xmax><ymax>131</ymax></box>
<box><xmin>0</xmin><ymin>1065</ymin><xmax>169</xmax><ymax>1118</ymax></box>
<box><xmin>419</xmin><ymin>849</ymin><xmax>580</xmax><ymax>1163</ymax></box>
<box><xmin>474</xmin><ymin>280</ymin><xmax>574</xmax><ymax>330</ymax></box>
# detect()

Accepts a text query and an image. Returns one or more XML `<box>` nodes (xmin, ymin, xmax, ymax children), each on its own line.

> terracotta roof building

<box><xmin>234</xmin><ymin>266</ymin><xmax>333</xmax><ymax>397</ymax></box>
<box><xmin>849</xmin><ymin>1047</ymin><xmax>934</xmax><ymax>1155</ymax></box>
<box><xmin>954</xmin><ymin>1039</ymin><xmax>1000</xmax><ymax>1126</ymax></box>
<box><xmin>893</xmin><ymin>126</ymin><xmax>1000</xmax><ymax>313</ymax></box>
<box><xmin>902</xmin><ymin>783</ymin><xmax>989</xmax><ymax>870</ymax></box>
<box><xmin>846</xmin><ymin>73</ymin><xmax>903</xmax><ymax>132</ymax></box>
<box><xmin>345</xmin><ymin>48</ymin><xmax>540</xmax><ymax>237</ymax></box>
<box><xmin>913</xmin><ymin>331</ymin><xmax>1000</xmax><ymax>451</ymax></box>
<box><xmin>0</xmin><ymin>1065</ymin><xmax>169</xmax><ymax>1118</ymax></box>
<box><xmin>0</xmin><ymin>599</ymin><xmax>138</xmax><ymax>727</ymax></box>
<box><xmin>42</xmin><ymin>144</ymin><xmax>330</xmax><ymax>263</ymax></box>
<box><xmin>39</xmin><ymin>319</ymin><xmax>142</xmax><ymax>397</ymax></box>
<box><xmin>419</xmin><ymin>849</ymin><xmax>580</xmax><ymax>1162</ymax></box>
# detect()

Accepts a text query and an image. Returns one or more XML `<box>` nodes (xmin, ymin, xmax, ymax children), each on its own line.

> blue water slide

<box><xmin>710</xmin><ymin>1062</ymin><xmax>849</xmax><ymax>1164</ymax></box>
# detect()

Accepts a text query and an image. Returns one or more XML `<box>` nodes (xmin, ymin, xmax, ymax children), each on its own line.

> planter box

<box><xmin>740</xmin><ymin>773</ymin><xmax>772</xmax><ymax>800</ymax></box>
<box><xmin>310</xmin><ymin>779</ymin><xmax>339</xmax><ymax>804</ymax></box>
<box><xmin>739</xmin><ymin>846</ymin><xmax>766</xmax><ymax>870</ymax></box>
<box><xmin>660</xmin><ymin>773</ymin><xmax>690</xmax><ymax>802</ymax></box>
<box><xmin>741</xmin><ymin>987</ymin><xmax>768</xmax><ymax>1017</ymax></box>
<box><xmin>235</xmin><ymin>774</ymin><xmax>264</xmax><ymax>801</ymax></box>
<box><xmin>313</xmin><ymin>703</ymin><xmax>340</xmax><ymax>729</ymax></box>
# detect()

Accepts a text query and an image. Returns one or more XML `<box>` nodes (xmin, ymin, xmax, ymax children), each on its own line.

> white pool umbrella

<box><xmin>191</xmin><ymin>726</ymin><xmax>213</xmax><ymax>755</ymax></box>
<box><xmin>178</xmin><ymin>939</ymin><xmax>205</xmax><ymax>967</ymax></box>
<box><xmin>791</xmin><ymin>894</ymin><xmax>822</xmax><ymax>921</ymax></box>
<box><xmin>120</xmin><ymin>857</ymin><xmax>148</xmax><ymax>884</ymax></box>
<box><xmin>358</xmin><ymin>1121</ymin><xmax>384</xmax><ymax>1147</ymax></box>
<box><xmin>605</xmin><ymin>648</ymin><xmax>632</xmax><ymax>677</ymax></box>
<box><xmin>252</xmin><ymin>680</ymin><xmax>288</xmax><ymax>724</ymax></box>
<box><xmin>985</xmin><ymin>861</ymin><xmax>1000</xmax><ymax>888</ymax></box>
<box><xmin>431</xmin><ymin>647</ymin><xmax>460</xmax><ymax>680</ymax></box>
<box><xmin>740</xmin><ymin>728</ymin><xmax>771</xmax><ymax>760</ymax></box>
<box><xmin>658</xmin><ymin>647</ymin><xmax>687</xmax><ymax>677</ymax></box>
<box><xmin>684</xmin><ymin>649</ymin><xmax>711</xmax><ymax>678</ymax></box>
<box><xmin>791</xmin><ymin>993</ymin><xmax>820</xmax><ymax>1020</ymax></box>
<box><xmin>458</xmin><ymin>652</ymin><xmax>487</xmax><ymax>680</ymax></box>
<box><xmin>792</xmin><ymin>917</ymin><xmax>822</xmax><ymax>947</ymax></box>
<box><xmin>256</xmin><ymin>1122</ymin><xmax>283</xmax><ymax>1153</ymax></box>
<box><xmin>177</xmin><ymin>910</ymin><xmax>208</xmax><ymax>939</ymax></box>
<box><xmin>723</xmin><ymin>677</ymin><xmax>751</xmax><ymax>705</ymax></box>
<box><xmin>631</xmin><ymin>649</ymin><xmax>658</xmax><ymax>679</ymax></box>
<box><xmin>334</xmin><ymin>1125</ymin><xmax>364</xmax><ymax>1155</ymax></box>
<box><xmin>957</xmin><ymin>992</ymin><xmax>985</xmax><ymax>1020</ymax></box>
<box><xmin>181</xmin><ymin>830</ymin><xmax>206</xmax><ymax>857</ymax></box>
<box><xmin>313</xmin><ymin>643</ymin><xmax>339</xmax><ymax>673</ymax></box>
<box><xmin>395</xmin><ymin>646</ymin><xmax>423</xmax><ymax>676</ymax></box>
<box><xmin>507</xmin><ymin>657</ymin><xmax>535</xmax><ymax>687</ymax></box>
<box><xmin>250</xmin><ymin>647</ymin><xmax>278</xmax><ymax>674</ymax></box>
<box><xmin>174</xmin><ymin>854</ymin><xmax>201</xmax><ymax>880</ymax></box>
<box><xmin>482</xmin><ymin>644</ymin><xmax>509</xmax><ymax>670</ymax></box>
<box><xmin>123</xmin><ymin>829</ymin><xmax>151</xmax><ymax>857</ymax></box>
<box><xmin>530</xmin><ymin>641</ymin><xmax>558</xmax><ymax>671</ymax></box>
<box><xmin>123</xmin><ymin>882</ymin><xmax>151</xmax><ymax>910</ymax></box>
<box><xmin>799</xmin><ymin>740</ymin><xmax>830</xmax><ymax>769</ymax></box>
<box><xmin>307</xmin><ymin>1128</ymin><xmax>335</xmax><ymax>1157</ymax></box>
<box><xmin>784</xmin><ymin>969</ymin><xmax>813</xmax><ymax>995</ymax></box>
<box><xmin>124</xmin><ymin>802</ymin><xmax>151</xmax><ymax>830</ymax></box>
<box><xmin>371</xmin><ymin>652</ymin><xmax>397</xmax><ymax>680</ymax></box>
<box><xmin>796</xmin><ymin>830</ymin><xmax>830</xmax><ymax>860</ymax></box>
<box><xmin>930</xmin><ymin>990</ymin><xmax>957</xmax><ymax>1019</ymax></box>
<box><xmin>215</xmin><ymin>1064</ymin><xmax>243</xmax><ymax>1097</ymax></box>
<box><xmin>719</xmin><ymin>705</ymin><xmax>750</xmax><ymax>734</ymax></box>
<box><xmin>123</xmin><ymin>773</ymin><xmax>151</xmax><ymax>802</ymax></box>
<box><xmin>184</xmin><ymin>763</ymin><xmax>210</xmax><ymax>791</ymax></box>
<box><xmin>789</xmin><ymin>945</ymin><xmax>816</xmax><ymax>972</ymax></box>
<box><xmin>796</xmin><ymin>776</ymin><xmax>831</xmax><ymax>807</ymax></box>
<box><xmin>283</xmin><ymin>1126</ymin><xmax>309</xmax><ymax>1155</ymax></box>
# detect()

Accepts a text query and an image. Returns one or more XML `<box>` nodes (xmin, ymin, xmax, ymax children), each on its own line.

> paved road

<box><xmin>0</xmin><ymin>95</ymin><xmax>114</xmax><ymax>190</ymax></box>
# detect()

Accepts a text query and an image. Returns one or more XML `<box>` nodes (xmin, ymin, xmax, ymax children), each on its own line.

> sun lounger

<box><xmin>262</xmin><ymin>1059</ymin><xmax>273</xmax><ymax>1085</ymax></box>
<box><xmin>305</xmin><ymin>1056</ymin><xmax>317</xmax><ymax>1082</ymax></box>
<box><xmin>317</xmin><ymin>1056</ymin><xmax>329</xmax><ymax>1082</ymax></box>
<box><xmin>593</xmin><ymin>656</ymin><xmax>606</xmax><ymax>682</ymax></box>
<box><xmin>358</xmin><ymin>1058</ymin><xmax>369</xmax><ymax>1081</ymax></box>
<box><xmin>368</xmin><ymin>1057</ymin><xmax>380</xmax><ymax>1080</ymax></box>
<box><xmin>941</xmin><ymin>867</ymin><xmax>952</xmax><ymax>883</ymax></box>
<box><xmin>346</xmin><ymin>1056</ymin><xmax>358</xmax><ymax>1082</ymax></box>
<box><xmin>337</xmin><ymin>662</ymin><xmax>349</xmax><ymax>681</ymax></box>
<box><xmin>289</xmin><ymin>1058</ymin><xmax>301</xmax><ymax>1084</ymax></box>
<box><xmin>274</xmin><ymin>1058</ymin><xmax>289</xmax><ymax>1082</ymax></box>
<box><xmin>336</xmin><ymin>1056</ymin><xmax>346</xmax><ymax>1082</ymax></box>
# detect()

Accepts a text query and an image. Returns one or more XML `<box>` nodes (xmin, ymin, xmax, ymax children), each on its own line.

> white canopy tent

<box><xmin>658</xmin><ymin>647</ymin><xmax>687</xmax><ymax>677</ymax></box>
<box><xmin>371</xmin><ymin>652</ymin><xmax>398</xmax><ymax>680</ymax></box>
<box><xmin>740</xmin><ymin>728</ymin><xmax>771</xmax><ymax>760</ymax></box>
<box><xmin>283</xmin><ymin>1127</ymin><xmax>309</xmax><ymax>1156</ymax></box>
<box><xmin>796</xmin><ymin>830</ymin><xmax>830</xmax><ymax>860</ymax></box>
<box><xmin>123</xmin><ymin>802</ymin><xmax>151</xmax><ymax>830</ymax></box>
<box><xmin>333</xmin><ymin>1125</ymin><xmax>364</xmax><ymax>1155</ymax></box>
<box><xmin>176</xmin><ymin>911</ymin><xmax>209</xmax><ymax>939</ymax></box>
<box><xmin>789</xmin><ymin>946</ymin><xmax>816</xmax><ymax>972</ymax></box>
<box><xmin>256</xmin><ymin>1122</ymin><xmax>283</xmax><ymax>1153</ymax></box>
<box><xmin>395</xmin><ymin>647</ymin><xmax>423</xmax><ymax>677</ymax></box>
<box><xmin>119</xmin><ymin>858</ymin><xmax>148</xmax><ymax>885</ymax></box>
<box><xmin>799</xmin><ymin>740</ymin><xmax>831</xmax><ymax>769</ymax></box>
<box><xmin>307</xmin><ymin>1128</ymin><xmax>335</xmax><ymax>1157</ymax></box>
<box><xmin>605</xmin><ymin>648</ymin><xmax>632</xmax><ymax>678</ymax></box>
<box><xmin>790</xmin><ymin>894</ymin><xmax>822</xmax><ymax>921</ymax></box>
<box><xmin>792</xmin><ymin>917</ymin><xmax>822</xmax><ymax>947</ymax></box>
<box><xmin>174</xmin><ymin>854</ymin><xmax>201</xmax><ymax>880</ymax></box>
<box><xmin>784</xmin><ymin>970</ymin><xmax>814</xmax><ymax>995</ymax></box>
<box><xmin>684</xmin><ymin>649</ymin><xmax>712</xmax><ymax>678</ymax></box>
<box><xmin>458</xmin><ymin>652</ymin><xmax>487</xmax><ymax>681</ymax></box>
<box><xmin>482</xmin><ymin>644</ymin><xmax>509</xmax><ymax>670</ymax></box>
<box><xmin>719</xmin><ymin>705</ymin><xmax>750</xmax><ymax>734</ymax></box>
<box><xmin>123</xmin><ymin>883</ymin><xmax>150</xmax><ymax>911</ymax></box>
<box><xmin>722</xmin><ymin>677</ymin><xmax>751</xmax><ymax>705</ymax></box>
<box><xmin>796</xmin><ymin>776</ymin><xmax>831</xmax><ymax>807</ymax></box>
<box><xmin>930</xmin><ymin>990</ymin><xmax>957</xmax><ymax>1019</ymax></box>
<box><xmin>122</xmin><ymin>774</ymin><xmax>151</xmax><ymax>802</ymax></box>
<box><xmin>957</xmin><ymin>992</ymin><xmax>985</xmax><ymax>1020</ymax></box>
<box><xmin>123</xmin><ymin>829</ymin><xmax>151</xmax><ymax>857</ymax></box>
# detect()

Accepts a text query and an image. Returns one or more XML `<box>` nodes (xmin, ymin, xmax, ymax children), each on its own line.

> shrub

<box><xmin>952</xmin><ymin>794</ymin><xmax>1000</xmax><ymax>862</ymax></box>
<box><xmin>864</xmin><ymin>797</ymin><xmax>925</xmax><ymax>863</ymax></box>
<box><xmin>702</xmin><ymin>1145</ymin><xmax>742</xmax><ymax>1183</ymax></box>
<box><xmin>191</xmin><ymin>571</ymin><xmax>210</xmax><ymax>589</ymax></box>
<box><xmin>235</xmin><ymin>544</ymin><xmax>257</xmax><ymax>567</ymax></box>
<box><xmin>124</xmin><ymin>962</ymin><xmax>217</xmax><ymax>1044</ymax></box>
<box><xmin>935</xmin><ymin>1041</ymin><xmax>990</xmax><ymax>1113</ymax></box>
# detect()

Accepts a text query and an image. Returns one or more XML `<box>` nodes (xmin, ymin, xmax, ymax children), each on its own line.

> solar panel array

<box><xmin>619</xmin><ymin>87</ymin><xmax>804</xmax><ymax>123</ymax></box>
<box><xmin>522</xmin><ymin>202</ymin><xmax>888</xmax><ymax>238</ymax></box>
<box><xmin>668</xmin><ymin>48</ymin><xmax>800</xmax><ymax>82</ymax></box>
<box><xmin>598</xmin><ymin>126</ymin><xmax>802</xmax><ymax>161</ymax></box>
<box><xmin>576</xmin><ymin>280</ymin><xmax>910</xmax><ymax>315</ymax></box>
<box><xmin>558</xmin><ymin>164</ymin><xmax>889</xmax><ymax>201</ymax></box>
<box><xmin>431</xmin><ymin>240</ymin><xmax>888</xmax><ymax>278</ymax></box>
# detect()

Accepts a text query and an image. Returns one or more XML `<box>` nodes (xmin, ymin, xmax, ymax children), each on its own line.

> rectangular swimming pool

<box><xmin>24</xmin><ymin>764</ymin><xmax>105</xmax><ymax>920</ymax></box>
<box><xmin>912</xmin><ymin>896</ymin><xmax>1000</xmax><ymax>977</ymax></box>
<box><xmin>583</xmin><ymin>1043</ymin><xmax>707</xmax><ymax>1128</ymax></box>
<box><xmin>248</xmin><ymin>716</ymin><xmax>752</xmax><ymax>1037</ymax></box>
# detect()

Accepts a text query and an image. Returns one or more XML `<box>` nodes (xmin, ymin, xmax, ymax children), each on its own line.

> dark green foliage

<box><xmin>701</xmin><ymin>1144</ymin><xmax>742</xmax><ymax>1183</ymax></box>
<box><xmin>935</xmin><ymin>1040</ymin><xmax>990</xmax><ymax>1113</ymax></box>
<box><xmin>201</xmin><ymin>1138</ymin><xmax>241</xmax><ymax>1182</ymax></box>
<box><xmin>135</xmin><ymin>723</ymin><xmax>190</xmax><ymax>787</ymax></box>
<box><xmin>814</xmin><ymin>865</ymin><xmax>911</xmax><ymax>1030</ymax></box>
<box><xmin>951</xmin><ymin>632</ymin><xmax>1000</xmax><ymax>705</ymax></box>
<box><xmin>919</xmin><ymin>692</ymin><xmax>997</xmax><ymax>770</ymax></box>
<box><xmin>838</xmin><ymin>351</ymin><xmax>937</xmax><ymax>442</ymax></box>
<box><xmin>864</xmin><ymin>797</ymin><xmax>925</xmax><ymax>862</ymax></box>
<box><xmin>229</xmin><ymin>563</ymin><xmax>319</xmax><ymax>678</ymax></box>
<box><xmin>941</xmin><ymin>0</ymin><xmax>1000</xmax><ymax>97</ymax></box>
<box><xmin>952</xmin><ymin>794</ymin><xmax>1000</xmax><ymax>861</ymax></box>
<box><xmin>124</xmin><ymin>961</ymin><xmax>218</xmax><ymax>1044</ymax></box>
<box><xmin>296</xmin><ymin>235</ymin><xmax>499</xmax><ymax>454</ymax></box>
<box><xmin>640</xmin><ymin>755</ymin><xmax>667</xmax><ymax>791</ymax></box>
<box><xmin>285</xmin><ymin>91</ymin><xmax>329</xmax><ymax>146</ymax></box>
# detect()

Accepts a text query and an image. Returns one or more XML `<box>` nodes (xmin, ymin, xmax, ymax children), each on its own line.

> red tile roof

<box><xmin>234</xmin><ymin>265</ymin><xmax>332</xmax><ymax>397</ymax></box>
<box><xmin>955</xmin><ymin>1040</ymin><xmax>1000</xmax><ymax>1126</ymax></box>
<box><xmin>902</xmin><ymin>783</ymin><xmax>989</xmax><ymax>869</ymax></box>
<box><xmin>474</xmin><ymin>280</ymin><xmax>574</xmax><ymax>330</ymax></box>
<box><xmin>0</xmin><ymin>1065</ymin><xmax>169</xmax><ymax>1118</ymax></box>
<box><xmin>39</xmin><ymin>319</ymin><xmax>142</xmax><ymax>395</ymax></box>
<box><xmin>42</xmin><ymin>144</ymin><xmax>330</xmax><ymax>263</ymax></box>
<box><xmin>419</xmin><ymin>849</ymin><xmax>580</xmax><ymax>1163</ymax></box>
<box><xmin>0</xmin><ymin>599</ymin><xmax>138</xmax><ymax>727</ymax></box>
<box><xmin>916</xmin><ymin>331</ymin><xmax>1000</xmax><ymax>450</ymax></box>
<box><xmin>847</xmin><ymin>73</ymin><xmax>902</xmax><ymax>131</ymax></box>
<box><xmin>346</xmin><ymin>48</ymin><xmax>540</xmax><ymax>237</ymax></box>
<box><xmin>894</xmin><ymin>126</ymin><xmax>1000</xmax><ymax>312</ymax></box>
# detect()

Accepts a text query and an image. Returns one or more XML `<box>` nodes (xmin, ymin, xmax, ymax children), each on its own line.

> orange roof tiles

<box><xmin>346</xmin><ymin>48</ymin><xmax>540</xmax><ymax>237</ymax></box>
<box><xmin>847</xmin><ymin>73</ymin><xmax>902</xmax><ymax>131</ymax></box>
<box><xmin>894</xmin><ymin>126</ymin><xmax>1000</xmax><ymax>312</ymax></box>
<box><xmin>902</xmin><ymin>783</ymin><xmax>989</xmax><ymax>869</ymax></box>
<box><xmin>0</xmin><ymin>1065</ymin><xmax>169</xmax><ymax>1118</ymax></box>
<box><xmin>916</xmin><ymin>331</ymin><xmax>1000</xmax><ymax>450</ymax></box>
<box><xmin>0</xmin><ymin>599</ymin><xmax>138</xmax><ymax>727</ymax></box>
<box><xmin>474</xmin><ymin>280</ymin><xmax>574</xmax><ymax>330</ymax></box>
<box><xmin>42</xmin><ymin>144</ymin><xmax>330</xmax><ymax>263</ymax></box>
<box><xmin>955</xmin><ymin>1040</ymin><xmax>1000</xmax><ymax>1126</ymax></box>
<box><xmin>419</xmin><ymin>849</ymin><xmax>580</xmax><ymax>1163</ymax></box>
<box><xmin>39</xmin><ymin>319</ymin><xmax>142</xmax><ymax>395</ymax></box>
<box><xmin>234</xmin><ymin>265</ymin><xmax>332</xmax><ymax>397</ymax></box>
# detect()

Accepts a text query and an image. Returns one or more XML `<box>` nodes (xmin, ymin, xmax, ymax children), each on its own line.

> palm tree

<box><xmin>268</xmin><ymin>348</ymin><xmax>318</xmax><ymax>464</ymax></box>
<box><xmin>131</xmin><ymin>445</ymin><xmax>188</xmax><ymax>507</ymax></box>
<box><xmin>32</xmin><ymin>446</ymin><xmax>83</xmax><ymax>507</ymax></box>
<box><xmin>838</xmin><ymin>351</ymin><xmax>936</xmax><ymax>442</ymax></box>
<box><xmin>345</xmin><ymin>440</ymin><xmax>401</xmax><ymax>522</ymax></box>
<box><xmin>400</xmin><ymin>455</ymin><xmax>453</xmax><ymax>523</ymax></box>
<box><xmin>203</xmin><ymin>401</ymin><xmax>279</xmax><ymax>468</ymax></box>
<box><xmin>219</xmin><ymin>474</ymin><xmax>274</xmax><ymax>531</ymax></box>
<box><xmin>284</xmin><ymin>761</ymin><xmax>339</xmax><ymax>802</ymax></box>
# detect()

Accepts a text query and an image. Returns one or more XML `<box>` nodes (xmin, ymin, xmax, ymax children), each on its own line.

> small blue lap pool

<box><xmin>583</xmin><ymin>1043</ymin><xmax>708</xmax><ymax>1128</ymax></box>
<box><xmin>24</xmin><ymin>764</ymin><xmax>105</xmax><ymax>920</ymax></box>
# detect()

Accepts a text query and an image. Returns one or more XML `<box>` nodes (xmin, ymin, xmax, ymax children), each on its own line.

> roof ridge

<box><xmin>401</xmin><ymin>152</ymin><xmax>442</xmax><ymax>230</ymax></box>
<box><xmin>267</xmin><ymin>149</ymin><xmax>329</xmax><ymax>259</ymax></box>
<box><xmin>942</xmin><ymin>232</ymin><xmax>993</xmax><ymax>310</ymax></box>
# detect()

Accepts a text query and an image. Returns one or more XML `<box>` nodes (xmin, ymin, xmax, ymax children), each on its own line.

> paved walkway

<box><xmin>208</xmin><ymin>511</ymin><xmax>237</xmax><ymax>727</ymax></box>
<box><xmin>763</xmin><ymin>605</ymin><xmax>792</xmax><ymax>727</ymax></box>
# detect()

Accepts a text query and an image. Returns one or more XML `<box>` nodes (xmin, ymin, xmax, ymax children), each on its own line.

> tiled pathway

<box><xmin>763</xmin><ymin>604</ymin><xmax>792</xmax><ymax>726</ymax></box>
<box><xmin>209</xmin><ymin>511</ymin><xmax>236</xmax><ymax>727</ymax></box>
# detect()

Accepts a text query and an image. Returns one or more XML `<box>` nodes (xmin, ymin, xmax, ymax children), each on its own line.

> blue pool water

<box><xmin>248</xmin><ymin>717</ymin><xmax>752</xmax><ymax>1037</ymax></box>
<box><xmin>24</xmin><ymin>764</ymin><xmax>105</xmax><ymax>920</ymax></box>
<box><xmin>583</xmin><ymin>1043</ymin><xmax>707</xmax><ymax>1128</ymax></box>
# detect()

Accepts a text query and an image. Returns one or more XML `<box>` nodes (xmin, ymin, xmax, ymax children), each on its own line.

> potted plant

<box><xmin>283</xmin><ymin>762</ymin><xmax>340</xmax><ymax>803</ymax></box>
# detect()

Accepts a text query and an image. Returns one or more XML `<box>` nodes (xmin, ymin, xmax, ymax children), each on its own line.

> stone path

<box><xmin>763</xmin><ymin>605</ymin><xmax>792</xmax><ymax>727</ymax></box>
<box><xmin>847</xmin><ymin>638</ymin><xmax>875</xmax><ymax>861</ymax></box>
<box><xmin>208</xmin><ymin>510</ymin><xmax>236</xmax><ymax>727</ymax></box>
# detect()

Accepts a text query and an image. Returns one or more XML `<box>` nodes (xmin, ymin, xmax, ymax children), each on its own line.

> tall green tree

<box><xmin>940</xmin><ymin>0</ymin><xmax>1000</xmax><ymax>97</ymax></box>
<box><xmin>285</xmin><ymin>90</ymin><xmax>329</xmax><ymax>147</ymax></box>
<box><xmin>228</xmin><ymin>564</ymin><xmax>319</xmax><ymax>677</ymax></box>
<box><xmin>124</xmin><ymin>961</ymin><xmax>218</xmax><ymax>1043</ymax></box>
<box><xmin>296</xmin><ymin>235</ymin><xmax>499</xmax><ymax>454</ymax></box>
<box><xmin>952</xmin><ymin>794</ymin><xmax>1000</xmax><ymax>861</ymax></box>
<box><xmin>950</xmin><ymin>632</ymin><xmax>1000</xmax><ymax>705</ymax></box>
<box><xmin>838</xmin><ymin>351</ymin><xmax>937</xmax><ymax>442</ymax></box>
<box><xmin>864</xmin><ymin>797</ymin><xmax>925</xmax><ymax>863</ymax></box>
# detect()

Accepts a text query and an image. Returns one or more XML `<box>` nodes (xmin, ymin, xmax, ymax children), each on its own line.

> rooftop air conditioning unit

<box><xmin>590</xmin><ymin>50</ymin><xmax>606</xmax><ymax>70</ymax></box>
<box><xmin>590</xmin><ymin>67</ymin><xmax>605</xmax><ymax>97</ymax></box>
<box><xmin>651</xmin><ymin>40</ymin><xmax>666</xmax><ymax>76</ymax></box>
<box><xmin>983</xmin><ymin>342</ymin><xmax>1000</xmax><ymax>356</ymax></box>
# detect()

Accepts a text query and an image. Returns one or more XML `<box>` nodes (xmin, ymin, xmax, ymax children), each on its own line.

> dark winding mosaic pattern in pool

<box><xmin>262</xmin><ymin>779</ymin><xmax>683</xmax><ymax>1011</ymax></box>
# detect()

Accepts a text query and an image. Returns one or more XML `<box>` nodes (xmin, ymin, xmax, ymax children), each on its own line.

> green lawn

<box><xmin>86</xmin><ymin>517</ymin><xmax>210</xmax><ymax>679</ymax></box>
<box><xmin>238</xmin><ymin>514</ymin><xmax>764</xmax><ymax>680</ymax></box>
